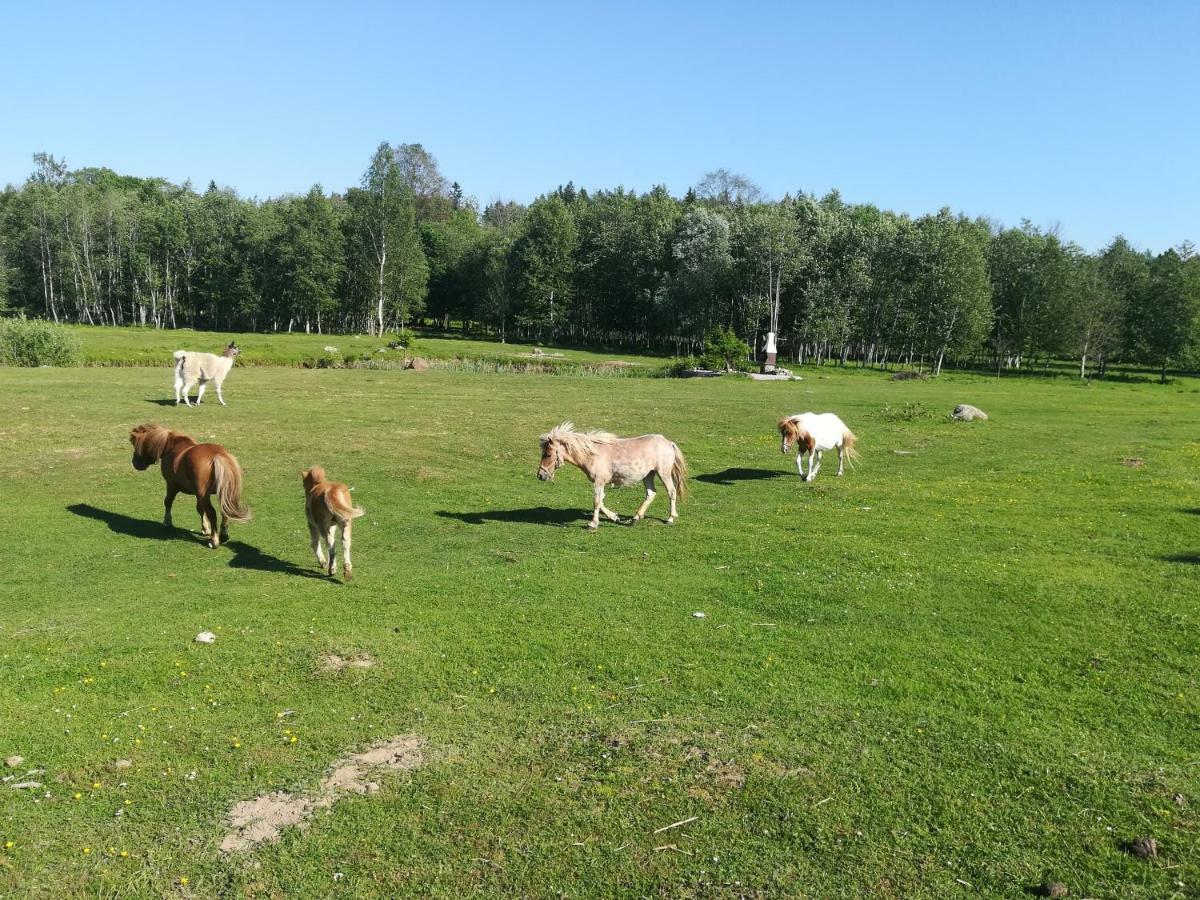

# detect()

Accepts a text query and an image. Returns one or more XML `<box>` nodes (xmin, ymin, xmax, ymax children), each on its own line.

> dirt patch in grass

<box><xmin>317</xmin><ymin>653</ymin><xmax>375</xmax><ymax>674</ymax></box>
<box><xmin>220</xmin><ymin>734</ymin><xmax>423</xmax><ymax>853</ymax></box>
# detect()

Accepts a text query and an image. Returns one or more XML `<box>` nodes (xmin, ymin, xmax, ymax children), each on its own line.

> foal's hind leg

<box><xmin>632</xmin><ymin>474</ymin><xmax>656</xmax><ymax>522</ymax></box>
<box><xmin>836</xmin><ymin>446</ymin><xmax>845</xmax><ymax>476</ymax></box>
<box><xmin>341</xmin><ymin>521</ymin><xmax>354</xmax><ymax>581</ymax></box>
<box><xmin>309</xmin><ymin>521</ymin><xmax>327</xmax><ymax>569</ymax></box>
<box><xmin>324</xmin><ymin>524</ymin><xmax>338</xmax><ymax>575</ymax></box>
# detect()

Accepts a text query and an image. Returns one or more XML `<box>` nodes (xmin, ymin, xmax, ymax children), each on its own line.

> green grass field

<box><xmin>1</xmin><ymin>354</ymin><xmax>1197</xmax><ymax>897</ymax></box>
<box><xmin>64</xmin><ymin>325</ymin><xmax>670</xmax><ymax>372</ymax></box>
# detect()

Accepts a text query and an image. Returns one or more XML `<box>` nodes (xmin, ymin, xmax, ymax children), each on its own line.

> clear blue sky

<box><xmin>2</xmin><ymin>1</ymin><xmax>1195</xmax><ymax>252</ymax></box>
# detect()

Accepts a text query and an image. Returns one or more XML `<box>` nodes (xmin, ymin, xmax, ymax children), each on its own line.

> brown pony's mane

<box><xmin>301</xmin><ymin>466</ymin><xmax>327</xmax><ymax>489</ymax></box>
<box><xmin>130</xmin><ymin>423</ymin><xmax>189</xmax><ymax>462</ymax></box>
<box><xmin>541</xmin><ymin>421</ymin><xmax>616</xmax><ymax>457</ymax></box>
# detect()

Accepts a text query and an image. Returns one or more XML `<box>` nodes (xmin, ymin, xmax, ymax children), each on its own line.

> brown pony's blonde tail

<box><xmin>325</xmin><ymin>490</ymin><xmax>365</xmax><ymax>523</ymax></box>
<box><xmin>671</xmin><ymin>444</ymin><xmax>689</xmax><ymax>502</ymax></box>
<box><xmin>213</xmin><ymin>454</ymin><xmax>252</xmax><ymax>523</ymax></box>
<box><xmin>842</xmin><ymin>428</ymin><xmax>862</xmax><ymax>467</ymax></box>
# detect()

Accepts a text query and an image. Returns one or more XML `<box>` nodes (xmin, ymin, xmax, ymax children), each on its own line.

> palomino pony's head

<box><xmin>301</xmin><ymin>466</ymin><xmax>327</xmax><ymax>493</ymax></box>
<box><xmin>537</xmin><ymin>422</ymin><xmax>615</xmax><ymax>481</ymax></box>
<box><xmin>129</xmin><ymin>424</ymin><xmax>173</xmax><ymax>471</ymax></box>
<box><xmin>778</xmin><ymin>417</ymin><xmax>815</xmax><ymax>456</ymax></box>
<box><xmin>223</xmin><ymin>341</ymin><xmax>241</xmax><ymax>358</ymax></box>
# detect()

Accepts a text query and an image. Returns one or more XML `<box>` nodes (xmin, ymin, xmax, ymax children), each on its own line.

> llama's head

<box><xmin>223</xmin><ymin>341</ymin><xmax>240</xmax><ymax>358</ymax></box>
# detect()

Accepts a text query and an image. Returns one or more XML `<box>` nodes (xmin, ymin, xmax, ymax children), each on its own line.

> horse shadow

<box><xmin>225</xmin><ymin>541</ymin><xmax>327</xmax><ymax>579</ymax></box>
<box><xmin>1161</xmin><ymin>553</ymin><xmax>1200</xmax><ymax>565</ymax></box>
<box><xmin>695</xmin><ymin>467</ymin><xmax>784</xmax><ymax>486</ymax></box>
<box><xmin>144</xmin><ymin>398</ymin><xmax>178</xmax><ymax>407</ymax></box>
<box><xmin>68</xmin><ymin>503</ymin><xmax>188</xmax><ymax>541</ymax></box>
<box><xmin>67</xmin><ymin>504</ymin><xmax>325</xmax><ymax>578</ymax></box>
<box><xmin>436</xmin><ymin>506</ymin><xmax>584</xmax><ymax>527</ymax></box>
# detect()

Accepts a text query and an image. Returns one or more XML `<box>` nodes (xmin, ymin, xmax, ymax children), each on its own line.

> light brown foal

<box><xmin>302</xmin><ymin>466</ymin><xmax>365</xmax><ymax>580</ymax></box>
<box><xmin>129</xmin><ymin>424</ymin><xmax>251</xmax><ymax>548</ymax></box>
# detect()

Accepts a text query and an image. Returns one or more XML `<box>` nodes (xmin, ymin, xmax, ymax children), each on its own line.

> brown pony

<box><xmin>302</xmin><ymin>466</ymin><xmax>364</xmax><ymax>580</ymax></box>
<box><xmin>129</xmin><ymin>424</ymin><xmax>251</xmax><ymax>548</ymax></box>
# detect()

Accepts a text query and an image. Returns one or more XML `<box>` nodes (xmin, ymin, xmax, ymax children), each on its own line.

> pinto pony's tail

<box><xmin>212</xmin><ymin>454</ymin><xmax>252</xmax><ymax>523</ymax></box>
<box><xmin>325</xmin><ymin>491</ymin><xmax>366</xmax><ymax>523</ymax></box>
<box><xmin>842</xmin><ymin>427</ymin><xmax>862</xmax><ymax>468</ymax></box>
<box><xmin>671</xmin><ymin>443</ymin><xmax>689</xmax><ymax>502</ymax></box>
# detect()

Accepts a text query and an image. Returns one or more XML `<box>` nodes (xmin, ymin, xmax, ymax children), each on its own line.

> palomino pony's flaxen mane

<box><xmin>778</xmin><ymin>412</ymin><xmax>860</xmax><ymax>482</ymax></box>
<box><xmin>538</xmin><ymin>421</ymin><xmax>688</xmax><ymax>530</ymax></box>
<box><xmin>130</xmin><ymin>423</ymin><xmax>251</xmax><ymax>548</ymax></box>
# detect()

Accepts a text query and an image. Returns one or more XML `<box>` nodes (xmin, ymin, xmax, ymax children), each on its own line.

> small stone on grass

<box><xmin>195</xmin><ymin>631</ymin><xmax>217</xmax><ymax>644</ymax></box>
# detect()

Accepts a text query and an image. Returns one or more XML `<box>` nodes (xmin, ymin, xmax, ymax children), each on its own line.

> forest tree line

<box><xmin>2</xmin><ymin>143</ymin><xmax>1198</xmax><ymax>378</ymax></box>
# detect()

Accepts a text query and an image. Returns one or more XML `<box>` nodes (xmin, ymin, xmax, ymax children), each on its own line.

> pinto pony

<box><xmin>302</xmin><ymin>466</ymin><xmax>365</xmax><ymax>581</ymax></box>
<box><xmin>778</xmin><ymin>412</ymin><xmax>860</xmax><ymax>482</ymax></box>
<box><xmin>537</xmin><ymin>422</ymin><xmax>688</xmax><ymax>530</ymax></box>
<box><xmin>129</xmin><ymin>424</ymin><xmax>251</xmax><ymax>548</ymax></box>
<box><xmin>173</xmin><ymin>342</ymin><xmax>240</xmax><ymax>406</ymax></box>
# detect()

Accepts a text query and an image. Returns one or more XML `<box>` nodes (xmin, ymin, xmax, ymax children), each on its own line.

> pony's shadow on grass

<box><xmin>67</xmin><ymin>503</ymin><xmax>188</xmax><ymax>542</ymax></box>
<box><xmin>436</xmin><ymin>507</ymin><xmax>584</xmax><ymax>527</ymax></box>
<box><xmin>225</xmin><ymin>541</ymin><xmax>327</xmax><ymax>579</ymax></box>
<box><xmin>1161</xmin><ymin>553</ymin><xmax>1200</xmax><ymax>565</ymax></box>
<box><xmin>67</xmin><ymin>504</ymin><xmax>325</xmax><ymax>578</ymax></box>
<box><xmin>1181</xmin><ymin>508</ymin><xmax>1200</xmax><ymax>516</ymax></box>
<box><xmin>144</xmin><ymin>398</ymin><xmax>179</xmax><ymax>407</ymax></box>
<box><xmin>695</xmin><ymin>467</ymin><xmax>785</xmax><ymax>486</ymax></box>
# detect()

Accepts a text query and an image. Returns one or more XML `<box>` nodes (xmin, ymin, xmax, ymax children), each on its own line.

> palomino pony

<box><xmin>537</xmin><ymin>422</ymin><xmax>688</xmax><ymax>530</ymax></box>
<box><xmin>129</xmin><ymin>424</ymin><xmax>251</xmax><ymax>548</ymax></box>
<box><xmin>173</xmin><ymin>342</ymin><xmax>240</xmax><ymax>406</ymax></box>
<box><xmin>302</xmin><ymin>466</ymin><xmax>365</xmax><ymax>581</ymax></box>
<box><xmin>778</xmin><ymin>412</ymin><xmax>860</xmax><ymax>482</ymax></box>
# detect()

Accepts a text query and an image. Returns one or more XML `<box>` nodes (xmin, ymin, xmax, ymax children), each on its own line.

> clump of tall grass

<box><xmin>0</xmin><ymin>316</ymin><xmax>82</xmax><ymax>366</ymax></box>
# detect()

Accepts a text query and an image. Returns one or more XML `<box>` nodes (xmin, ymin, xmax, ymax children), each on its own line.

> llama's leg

<box><xmin>632</xmin><ymin>474</ymin><xmax>656</xmax><ymax>522</ymax></box>
<box><xmin>309</xmin><ymin>521</ymin><xmax>327</xmax><ymax>568</ymax></box>
<box><xmin>325</xmin><ymin>525</ymin><xmax>338</xmax><ymax>575</ymax></box>
<box><xmin>588</xmin><ymin>484</ymin><xmax>604</xmax><ymax>530</ymax></box>
<box><xmin>659</xmin><ymin>467</ymin><xmax>679</xmax><ymax>524</ymax></box>
<box><xmin>341</xmin><ymin>521</ymin><xmax>353</xmax><ymax>581</ymax></box>
<box><xmin>216</xmin><ymin>379</ymin><xmax>227</xmax><ymax>406</ymax></box>
<box><xmin>196</xmin><ymin>381</ymin><xmax>207</xmax><ymax>405</ymax></box>
<box><xmin>182</xmin><ymin>379</ymin><xmax>196</xmax><ymax>406</ymax></box>
<box><xmin>163</xmin><ymin>486</ymin><xmax>178</xmax><ymax>528</ymax></box>
<box><xmin>174</xmin><ymin>373</ymin><xmax>183</xmax><ymax>405</ymax></box>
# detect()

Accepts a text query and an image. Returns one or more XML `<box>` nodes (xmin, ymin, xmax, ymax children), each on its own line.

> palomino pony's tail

<box><xmin>212</xmin><ymin>454</ymin><xmax>252</xmax><ymax>523</ymax></box>
<box><xmin>842</xmin><ymin>427</ymin><xmax>862</xmax><ymax>467</ymax></box>
<box><xmin>325</xmin><ymin>491</ymin><xmax>365</xmax><ymax>523</ymax></box>
<box><xmin>671</xmin><ymin>444</ymin><xmax>689</xmax><ymax>502</ymax></box>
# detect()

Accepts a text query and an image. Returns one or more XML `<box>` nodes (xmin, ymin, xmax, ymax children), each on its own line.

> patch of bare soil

<box><xmin>219</xmin><ymin>734</ymin><xmax>423</xmax><ymax>853</ymax></box>
<box><xmin>317</xmin><ymin>653</ymin><xmax>375</xmax><ymax>674</ymax></box>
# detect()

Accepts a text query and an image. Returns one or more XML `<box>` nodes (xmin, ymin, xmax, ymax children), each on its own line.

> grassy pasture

<box><xmin>63</xmin><ymin>325</ymin><xmax>670</xmax><ymax>372</ymax></box>
<box><xmin>0</xmin><ymin>358</ymin><xmax>1197</xmax><ymax>898</ymax></box>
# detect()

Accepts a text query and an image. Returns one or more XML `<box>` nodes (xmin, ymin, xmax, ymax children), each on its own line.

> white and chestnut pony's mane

<box><xmin>130</xmin><ymin>423</ymin><xmax>188</xmax><ymax>462</ymax></box>
<box><xmin>540</xmin><ymin>421</ymin><xmax>617</xmax><ymax>458</ymax></box>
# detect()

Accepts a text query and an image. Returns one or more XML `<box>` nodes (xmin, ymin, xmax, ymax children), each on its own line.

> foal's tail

<box><xmin>213</xmin><ymin>454</ymin><xmax>252</xmax><ymax>523</ymax></box>
<box><xmin>671</xmin><ymin>444</ymin><xmax>689</xmax><ymax>502</ymax></box>
<box><xmin>842</xmin><ymin>427</ymin><xmax>862</xmax><ymax>468</ymax></box>
<box><xmin>325</xmin><ymin>491</ymin><xmax>366</xmax><ymax>523</ymax></box>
